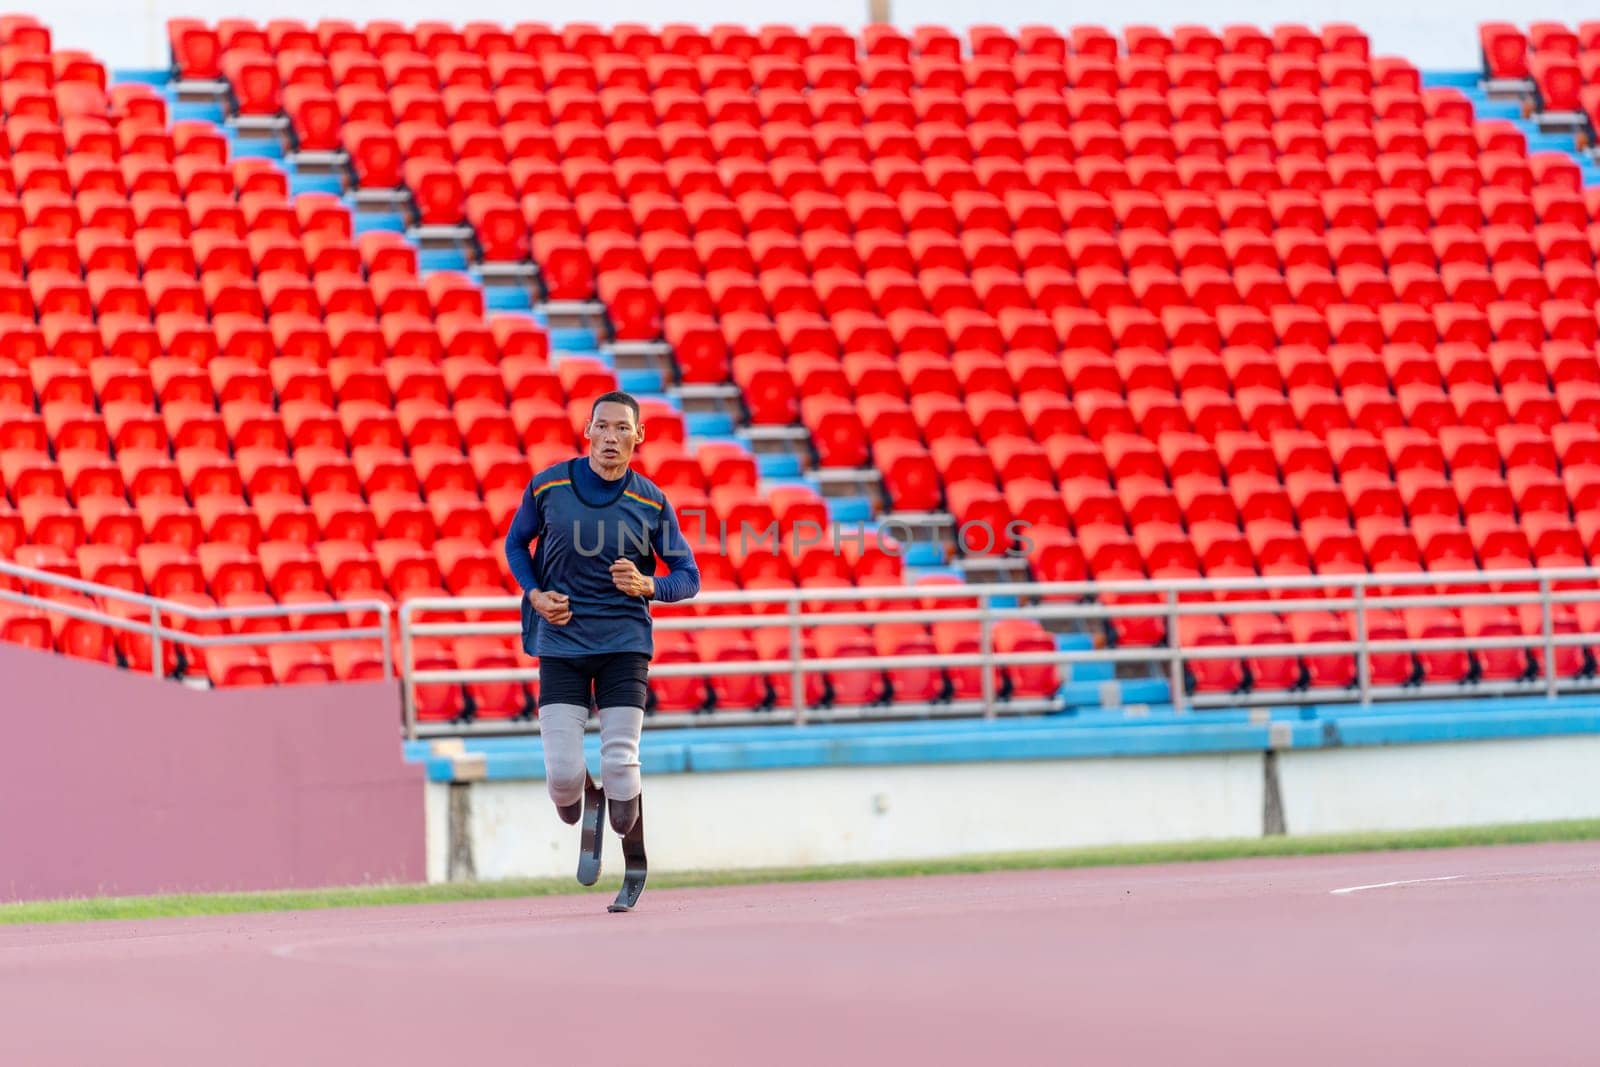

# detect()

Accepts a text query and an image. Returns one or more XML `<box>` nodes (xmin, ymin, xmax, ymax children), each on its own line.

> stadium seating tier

<box><xmin>6</xmin><ymin>14</ymin><xmax>1600</xmax><ymax>717</ymax></box>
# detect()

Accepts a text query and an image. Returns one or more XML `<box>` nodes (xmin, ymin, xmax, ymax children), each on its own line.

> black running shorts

<box><xmin>537</xmin><ymin>652</ymin><xmax>651</xmax><ymax>710</ymax></box>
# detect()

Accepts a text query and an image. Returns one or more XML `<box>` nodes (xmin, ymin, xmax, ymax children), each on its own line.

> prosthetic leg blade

<box><xmin>577</xmin><ymin>772</ymin><xmax>605</xmax><ymax>887</ymax></box>
<box><xmin>608</xmin><ymin>796</ymin><xmax>648</xmax><ymax>913</ymax></box>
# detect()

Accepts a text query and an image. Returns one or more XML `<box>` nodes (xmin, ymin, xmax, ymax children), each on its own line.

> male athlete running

<box><xmin>504</xmin><ymin>391</ymin><xmax>701</xmax><ymax>910</ymax></box>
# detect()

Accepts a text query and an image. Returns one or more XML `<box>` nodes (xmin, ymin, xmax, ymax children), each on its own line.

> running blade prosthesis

<box><xmin>608</xmin><ymin>796</ymin><xmax>647</xmax><ymax>913</ymax></box>
<box><xmin>577</xmin><ymin>773</ymin><xmax>604</xmax><ymax>887</ymax></box>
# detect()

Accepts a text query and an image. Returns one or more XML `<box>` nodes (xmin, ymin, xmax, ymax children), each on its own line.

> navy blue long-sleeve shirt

<box><xmin>504</xmin><ymin>458</ymin><xmax>700</xmax><ymax>658</ymax></box>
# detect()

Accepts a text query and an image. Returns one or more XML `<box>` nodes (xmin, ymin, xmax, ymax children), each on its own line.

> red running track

<box><xmin>1</xmin><ymin>842</ymin><xmax>1595</xmax><ymax>1066</ymax></box>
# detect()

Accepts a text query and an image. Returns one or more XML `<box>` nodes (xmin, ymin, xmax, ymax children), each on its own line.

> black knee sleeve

<box><xmin>608</xmin><ymin>795</ymin><xmax>639</xmax><ymax>836</ymax></box>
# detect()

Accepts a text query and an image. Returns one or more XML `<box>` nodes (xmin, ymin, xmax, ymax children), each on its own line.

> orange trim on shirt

<box><xmin>533</xmin><ymin>479</ymin><xmax>572</xmax><ymax>498</ymax></box>
<box><xmin>622</xmin><ymin>490</ymin><xmax>663</xmax><ymax>510</ymax></box>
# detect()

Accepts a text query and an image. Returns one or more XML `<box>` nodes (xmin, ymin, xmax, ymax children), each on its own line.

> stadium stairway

<box><xmin>138</xmin><ymin>61</ymin><xmax>917</xmax><ymax>534</ymax></box>
<box><xmin>121</xmin><ymin>47</ymin><xmax>1121</xmax><ymax>714</ymax></box>
<box><xmin>1420</xmin><ymin>69</ymin><xmax>1600</xmax><ymax>187</ymax></box>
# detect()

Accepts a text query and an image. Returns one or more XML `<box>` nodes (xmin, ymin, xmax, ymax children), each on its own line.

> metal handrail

<box><xmin>8</xmin><ymin>554</ymin><xmax>1600</xmax><ymax>740</ymax></box>
<box><xmin>386</xmin><ymin>567</ymin><xmax>1600</xmax><ymax>604</ymax></box>
<box><xmin>395</xmin><ymin>566</ymin><xmax>1600</xmax><ymax>737</ymax></box>
<box><xmin>0</xmin><ymin>558</ymin><xmax>394</xmax><ymax>681</ymax></box>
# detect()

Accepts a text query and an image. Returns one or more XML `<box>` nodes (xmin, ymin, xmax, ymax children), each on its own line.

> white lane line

<box><xmin>1329</xmin><ymin>875</ymin><xmax>1463</xmax><ymax>896</ymax></box>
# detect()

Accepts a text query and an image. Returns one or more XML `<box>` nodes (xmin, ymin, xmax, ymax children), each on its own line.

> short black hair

<box><xmin>590</xmin><ymin>391</ymin><xmax>641</xmax><ymax>425</ymax></box>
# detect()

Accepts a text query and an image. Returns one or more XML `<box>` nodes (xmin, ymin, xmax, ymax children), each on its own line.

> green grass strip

<box><xmin>5</xmin><ymin>817</ymin><xmax>1599</xmax><ymax>925</ymax></box>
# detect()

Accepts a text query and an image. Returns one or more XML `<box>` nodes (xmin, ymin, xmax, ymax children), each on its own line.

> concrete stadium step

<box><xmin>604</xmin><ymin>340</ymin><xmax>672</xmax><ymax>374</ymax></box>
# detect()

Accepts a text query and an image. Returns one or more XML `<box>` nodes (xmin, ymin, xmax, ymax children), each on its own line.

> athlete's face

<box><xmin>588</xmin><ymin>402</ymin><xmax>644</xmax><ymax>467</ymax></box>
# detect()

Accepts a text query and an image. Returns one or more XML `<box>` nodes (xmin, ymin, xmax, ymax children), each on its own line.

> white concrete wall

<box><xmin>30</xmin><ymin>0</ymin><xmax>1588</xmax><ymax>74</ymax></box>
<box><xmin>461</xmin><ymin>753</ymin><xmax>1265</xmax><ymax>880</ymax></box>
<box><xmin>1277</xmin><ymin>736</ymin><xmax>1600</xmax><ymax>835</ymax></box>
<box><xmin>424</xmin><ymin>781</ymin><xmax>451</xmax><ymax>884</ymax></box>
<box><xmin>430</xmin><ymin>735</ymin><xmax>1600</xmax><ymax>882</ymax></box>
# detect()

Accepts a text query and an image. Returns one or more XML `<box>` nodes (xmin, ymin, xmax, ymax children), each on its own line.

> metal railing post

<box><xmin>380</xmin><ymin>602</ymin><xmax>394</xmax><ymax>682</ymax></box>
<box><xmin>398</xmin><ymin>602</ymin><xmax>416</xmax><ymax>740</ymax></box>
<box><xmin>1540</xmin><ymin>578</ymin><xmax>1556</xmax><ymax>700</ymax></box>
<box><xmin>788</xmin><ymin>593</ymin><xmax>806</xmax><ymax>726</ymax></box>
<box><xmin>979</xmin><ymin>591</ymin><xmax>996</xmax><ymax>718</ymax></box>
<box><xmin>1355</xmin><ymin>584</ymin><xmax>1369</xmax><ymax>707</ymax></box>
<box><xmin>1167</xmin><ymin>589</ymin><xmax>1184</xmax><ymax>713</ymax></box>
<box><xmin>150</xmin><ymin>603</ymin><xmax>163</xmax><ymax>679</ymax></box>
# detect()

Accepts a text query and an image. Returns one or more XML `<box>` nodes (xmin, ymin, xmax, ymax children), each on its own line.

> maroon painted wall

<box><xmin>0</xmin><ymin>643</ymin><xmax>425</xmax><ymax>902</ymax></box>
